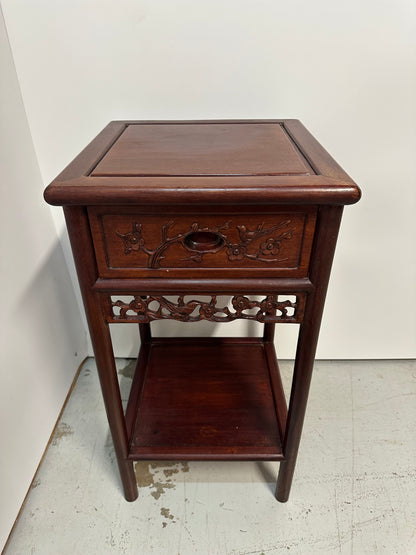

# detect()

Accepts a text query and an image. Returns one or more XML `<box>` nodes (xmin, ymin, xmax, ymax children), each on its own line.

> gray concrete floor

<box><xmin>4</xmin><ymin>358</ymin><xmax>416</xmax><ymax>554</ymax></box>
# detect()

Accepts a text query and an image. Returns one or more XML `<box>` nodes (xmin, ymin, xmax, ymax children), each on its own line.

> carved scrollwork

<box><xmin>116</xmin><ymin>219</ymin><xmax>295</xmax><ymax>268</ymax></box>
<box><xmin>109</xmin><ymin>294</ymin><xmax>304</xmax><ymax>324</ymax></box>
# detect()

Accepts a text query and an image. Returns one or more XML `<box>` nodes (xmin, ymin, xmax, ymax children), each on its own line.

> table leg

<box><xmin>275</xmin><ymin>319</ymin><xmax>318</xmax><ymax>501</ymax></box>
<box><xmin>64</xmin><ymin>206</ymin><xmax>138</xmax><ymax>501</ymax></box>
<box><xmin>263</xmin><ymin>322</ymin><xmax>276</xmax><ymax>343</ymax></box>
<box><xmin>276</xmin><ymin>205</ymin><xmax>344</xmax><ymax>501</ymax></box>
<box><xmin>139</xmin><ymin>323</ymin><xmax>151</xmax><ymax>344</ymax></box>
<box><xmin>89</xmin><ymin>319</ymin><xmax>138</xmax><ymax>501</ymax></box>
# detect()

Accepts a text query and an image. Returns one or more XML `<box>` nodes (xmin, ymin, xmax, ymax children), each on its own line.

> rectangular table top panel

<box><xmin>44</xmin><ymin>119</ymin><xmax>361</xmax><ymax>206</ymax></box>
<box><xmin>91</xmin><ymin>123</ymin><xmax>313</xmax><ymax>177</ymax></box>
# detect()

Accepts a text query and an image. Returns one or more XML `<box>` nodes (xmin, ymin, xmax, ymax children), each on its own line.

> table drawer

<box><xmin>88</xmin><ymin>206</ymin><xmax>317</xmax><ymax>278</ymax></box>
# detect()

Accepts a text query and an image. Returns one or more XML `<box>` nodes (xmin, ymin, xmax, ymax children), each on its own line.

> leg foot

<box><xmin>118</xmin><ymin>459</ymin><xmax>138</xmax><ymax>501</ymax></box>
<box><xmin>275</xmin><ymin>460</ymin><xmax>294</xmax><ymax>502</ymax></box>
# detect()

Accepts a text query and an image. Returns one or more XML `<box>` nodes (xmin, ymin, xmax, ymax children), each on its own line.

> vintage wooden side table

<box><xmin>44</xmin><ymin>120</ymin><xmax>360</xmax><ymax>502</ymax></box>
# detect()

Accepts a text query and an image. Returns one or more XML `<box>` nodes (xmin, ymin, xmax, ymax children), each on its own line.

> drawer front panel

<box><xmin>88</xmin><ymin>207</ymin><xmax>317</xmax><ymax>278</ymax></box>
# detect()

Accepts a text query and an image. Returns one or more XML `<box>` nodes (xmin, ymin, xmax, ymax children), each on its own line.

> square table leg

<box><xmin>276</xmin><ymin>205</ymin><xmax>344</xmax><ymax>501</ymax></box>
<box><xmin>64</xmin><ymin>206</ymin><xmax>138</xmax><ymax>501</ymax></box>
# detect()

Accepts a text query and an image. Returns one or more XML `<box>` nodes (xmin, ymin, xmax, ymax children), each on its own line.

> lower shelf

<box><xmin>125</xmin><ymin>338</ymin><xmax>287</xmax><ymax>460</ymax></box>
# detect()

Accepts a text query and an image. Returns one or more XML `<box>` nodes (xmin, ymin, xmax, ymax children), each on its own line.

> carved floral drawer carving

<box><xmin>88</xmin><ymin>207</ymin><xmax>317</xmax><ymax>278</ymax></box>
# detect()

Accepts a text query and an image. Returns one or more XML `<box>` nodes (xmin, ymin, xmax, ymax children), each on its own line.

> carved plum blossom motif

<box><xmin>232</xmin><ymin>295</ymin><xmax>252</xmax><ymax>312</ymax></box>
<box><xmin>128</xmin><ymin>296</ymin><xmax>147</xmax><ymax>315</ymax></box>
<box><xmin>226</xmin><ymin>244</ymin><xmax>247</xmax><ymax>261</ymax></box>
<box><xmin>260</xmin><ymin>297</ymin><xmax>278</xmax><ymax>314</ymax></box>
<box><xmin>116</xmin><ymin>219</ymin><xmax>295</xmax><ymax>268</ymax></box>
<box><xmin>116</xmin><ymin>223</ymin><xmax>145</xmax><ymax>254</ymax></box>
<box><xmin>110</xmin><ymin>294</ymin><xmax>303</xmax><ymax>324</ymax></box>
<box><xmin>260</xmin><ymin>237</ymin><xmax>281</xmax><ymax>256</ymax></box>
<box><xmin>199</xmin><ymin>299</ymin><xmax>218</xmax><ymax>319</ymax></box>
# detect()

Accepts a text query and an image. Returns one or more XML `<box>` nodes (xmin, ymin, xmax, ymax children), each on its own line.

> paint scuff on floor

<box><xmin>51</xmin><ymin>422</ymin><xmax>73</xmax><ymax>446</ymax></box>
<box><xmin>134</xmin><ymin>461</ymin><xmax>189</xmax><ymax>500</ymax></box>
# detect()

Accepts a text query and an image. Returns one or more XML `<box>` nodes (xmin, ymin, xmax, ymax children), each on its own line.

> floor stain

<box><xmin>51</xmin><ymin>422</ymin><xmax>73</xmax><ymax>446</ymax></box>
<box><xmin>151</xmin><ymin>481</ymin><xmax>175</xmax><ymax>500</ymax></box>
<box><xmin>161</xmin><ymin>507</ymin><xmax>175</xmax><ymax>527</ymax></box>
<box><xmin>150</xmin><ymin>461</ymin><xmax>178</xmax><ymax>470</ymax></box>
<box><xmin>134</xmin><ymin>461</ymin><xmax>154</xmax><ymax>487</ymax></box>
<box><xmin>163</xmin><ymin>466</ymin><xmax>179</xmax><ymax>478</ymax></box>
<box><xmin>31</xmin><ymin>479</ymin><xmax>41</xmax><ymax>489</ymax></box>
<box><xmin>134</xmin><ymin>461</ymin><xmax>190</xmax><ymax>500</ymax></box>
<box><xmin>118</xmin><ymin>360</ymin><xmax>136</xmax><ymax>379</ymax></box>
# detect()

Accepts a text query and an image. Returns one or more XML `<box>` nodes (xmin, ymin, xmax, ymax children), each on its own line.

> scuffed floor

<box><xmin>4</xmin><ymin>358</ymin><xmax>416</xmax><ymax>554</ymax></box>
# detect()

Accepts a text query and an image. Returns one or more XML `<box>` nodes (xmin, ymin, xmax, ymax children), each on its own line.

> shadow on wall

<box><xmin>14</xmin><ymin>238</ymin><xmax>86</xmax><ymax>397</ymax></box>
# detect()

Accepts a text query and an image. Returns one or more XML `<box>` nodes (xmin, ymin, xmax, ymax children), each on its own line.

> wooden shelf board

<box><xmin>126</xmin><ymin>338</ymin><xmax>286</xmax><ymax>461</ymax></box>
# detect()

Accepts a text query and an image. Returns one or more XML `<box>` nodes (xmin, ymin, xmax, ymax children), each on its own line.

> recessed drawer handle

<box><xmin>184</xmin><ymin>231</ymin><xmax>224</xmax><ymax>252</ymax></box>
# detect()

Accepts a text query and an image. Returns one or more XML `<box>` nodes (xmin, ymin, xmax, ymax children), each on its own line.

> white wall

<box><xmin>2</xmin><ymin>1</ymin><xmax>416</xmax><ymax>357</ymax></box>
<box><xmin>0</xmin><ymin>8</ymin><xmax>88</xmax><ymax>551</ymax></box>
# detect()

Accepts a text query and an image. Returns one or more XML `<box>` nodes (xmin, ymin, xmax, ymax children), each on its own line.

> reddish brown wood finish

<box><xmin>128</xmin><ymin>338</ymin><xmax>284</xmax><ymax>460</ymax></box>
<box><xmin>92</xmin><ymin>277</ymin><xmax>314</xmax><ymax>294</ymax></box>
<box><xmin>107</xmin><ymin>293</ymin><xmax>306</xmax><ymax>325</ymax></box>
<box><xmin>91</xmin><ymin>123</ymin><xmax>313</xmax><ymax>177</ymax></box>
<box><xmin>63</xmin><ymin>206</ymin><xmax>138</xmax><ymax>501</ymax></box>
<box><xmin>276</xmin><ymin>205</ymin><xmax>344</xmax><ymax>501</ymax></box>
<box><xmin>45</xmin><ymin>120</ymin><xmax>360</xmax><ymax>503</ymax></box>
<box><xmin>88</xmin><ymin>205</ymin><xmax>317</xmax><ymax>279</ymax></box>
<box><xmin>43</xmin><ymin>120</ymin><xmax>360</xmax><ymax>206</ymax></box>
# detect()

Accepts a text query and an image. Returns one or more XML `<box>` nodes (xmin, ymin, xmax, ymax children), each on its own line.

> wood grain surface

<box><xmin>128</xmin><ymin>338</ymin><xmax>285</xmax><ymax>460</ymax></box>
<box><xmin>44</xmin><ymin>120</ymin><xmax>361</xmax><ymax>206</ymax></box>
<box><xmin>88</xmin><ymin>205</ymin><xmax>317</xmax><ymax>278</ymax></box>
